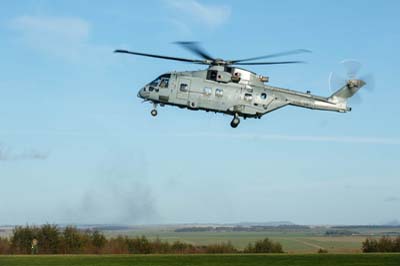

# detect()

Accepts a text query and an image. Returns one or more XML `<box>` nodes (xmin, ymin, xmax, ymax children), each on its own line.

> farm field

<box><xmin>1</xmin><ymin>254</ymin><xmax>400</xmax><ymax>266</ymax></box>
<box><xmin>101</xmin><ymin>228</ymin><xmax>368</xmax><ymax>253</ymax></box>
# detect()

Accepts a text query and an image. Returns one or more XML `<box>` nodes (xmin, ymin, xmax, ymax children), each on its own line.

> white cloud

<box><xmin>166</xmin><ymin>0</ymin><xmax>231</xmax><ymax>29</ymax></box>
<box><xmin>10</xmin><ymin>16</ymin><xmax>90</xmax><ymax>41</ymax></box>
<box><xmin>9</xmin><ymin>16</ymin><xmax>90</xmax><ymax>60</ymax></box>
<box><xmin>8</xmin><ymin>15</ymin><xmax>118</xmax><ymax>67</ymax></box>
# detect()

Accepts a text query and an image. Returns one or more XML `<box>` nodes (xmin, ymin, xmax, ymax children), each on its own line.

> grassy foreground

<box><xmin>1</xmin><ymin>254</ymin><xmax>400</xmax><ymax>266</ymax></box>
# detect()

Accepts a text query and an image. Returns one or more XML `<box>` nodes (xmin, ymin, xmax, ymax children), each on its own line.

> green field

<box><xmin>102</xmin><ymin>229</ymin><xmax>365</xmax><ymax>253</ymax></box>
<box><xmin>1</xmin><ymin>254</ymin><xmax>400</xmax><ymax>266</ymax></box>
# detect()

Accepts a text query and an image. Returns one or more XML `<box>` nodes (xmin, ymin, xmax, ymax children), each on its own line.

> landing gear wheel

<box><xmin>151</xmin><ymin>109</ymin><xmax>158</xmax><ymax>117</ymax></box>
<box><xmin>230</xmin><ymin>117</ymin><xmax>240</xmax><ymax>128</ymax></box>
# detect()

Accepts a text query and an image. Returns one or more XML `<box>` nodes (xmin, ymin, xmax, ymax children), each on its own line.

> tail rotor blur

<box><xmin>328</xmin><ymin>59</ymin><xmax>374</xmax><ymax>104</ymax></box>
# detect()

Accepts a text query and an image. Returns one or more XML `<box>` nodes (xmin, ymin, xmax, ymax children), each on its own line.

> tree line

<box><xmin>0</xmin><ymin>224</ymin><xmax>283</xmax><ymax>254</ymax></box>
<box><xmin>362</xmin><ymin>236</ymin><xmax>400</xmax><ymax>252</ymax></box>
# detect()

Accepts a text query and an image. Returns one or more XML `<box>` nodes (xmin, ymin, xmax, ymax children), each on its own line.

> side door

<box><xmin>176</xmin><ymin>78</ymin><xmax>191</xmax><ymax>101</ymax></box>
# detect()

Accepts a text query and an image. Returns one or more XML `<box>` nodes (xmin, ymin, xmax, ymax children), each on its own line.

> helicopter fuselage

<box><xmin>138</xmin><ymin>65</ymin><xmax>351</xmax><ymax>123</ymax></box>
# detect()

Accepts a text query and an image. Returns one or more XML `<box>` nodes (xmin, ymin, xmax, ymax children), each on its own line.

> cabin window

<box><xmin>215</xmin><ymin>88</ymin><xmax>223</xmax><ymax>97</ymax></box>
<box><xmin>261</xmin><ymin>93</ymin><xmax>267</xmax><ymax>100</ymax></box>
<box><xmin>244</xmin><ymin>93</ymin><xmax>253</xmax><ymax>101</ymax></box>
<box><xmin>180</xmin><ymin>83</ymin><xmax>188</xmax><ymax>92</ymax></box>
<box><xmin>203</xmin><ymin>87</ymin><xmax>212</xmax><ymax>96</ymax></box>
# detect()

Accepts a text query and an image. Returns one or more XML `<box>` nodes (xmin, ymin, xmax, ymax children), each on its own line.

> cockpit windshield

<box><xmin>149</xmin><ymin>74</ymin><xmax>171</xmax><ymax>88</ymax></box>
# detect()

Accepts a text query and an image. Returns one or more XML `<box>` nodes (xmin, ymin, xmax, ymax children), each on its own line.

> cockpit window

<box><xmin>150</xmin><ymin>77</ymin><xmax>161</xmax><ymax>86</ymax></box>
<box><xmin>160</xmin><ymin>78</ymin><xmax>169</xmax><ymax>88</ymax></box>
<box><xmin>149</xmin><ymin>74</ymin><xmax>171</xmax><ymax>87</ymax></box>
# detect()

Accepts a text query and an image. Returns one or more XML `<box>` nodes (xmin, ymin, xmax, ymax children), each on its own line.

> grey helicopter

<box><xmin>115</xmin><ymin>42</ymin><xmax>368</xmax><ymax>128</ymax></box>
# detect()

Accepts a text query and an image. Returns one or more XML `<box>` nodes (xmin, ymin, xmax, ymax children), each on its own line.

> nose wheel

<box><xmin>230</xmin><ymin>114</ymin><xmax>240</xmax><ymax>128</ymax></box>
<box><xmin>151</xmin><ymin>103</ymin><xmax>158</xmax><ymax>117</ymax></box>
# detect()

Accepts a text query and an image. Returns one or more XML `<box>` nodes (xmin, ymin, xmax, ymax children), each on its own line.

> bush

<box><xmin>61</xmin><ymin>226</ymin><xmax>83</xmax><ymax>254</ymax></box>
<box><xmin>0</xmin><ymin>237</ymin><xmax>10</xmax><ymax>254</ymax></box>
<box><xmin>91</xmin><ymin>230</ymin><xmax>106</xmax><ymax>254</ymax></box>
<box><xmin>37</xmin><ymin>224</ymin><xmax>60</xmax><ymax>254</ymax></box>
<box><xmin>10</xmin><ymin>225</ymin><xmax>39</xmax><ymax>254</ymax></box>
<box><xmin>105</xmin><ymin>236</ymin><xmax>129</xmax><ymax>254</ymax></box>
<box><xmin>318</xmin><ymin>248</ymin><xmax>328</xmax><ymax>253</ymax></box>
<box><xmin>244</xmin><ymin>238</ymin><xmax>284</xmax><ymax>253</ymax></box>
<box><xmin>362</xmin><ymin>237</ymin><xmax>400</xmax><ymax>252</ymax></box>
<box><xmin>170</xmin><ymin>240</ymin><xmax>196</xmax><ymax>253</ymax></box>
<box><xmin>126</xmin><ymin>236</ymin><xmax>152</xmax><ymax>254</ymax></box>
<box><xmin>204</xmin><ymin>242</ymin><xmax>237</xmax><ymax>253</ymax></box>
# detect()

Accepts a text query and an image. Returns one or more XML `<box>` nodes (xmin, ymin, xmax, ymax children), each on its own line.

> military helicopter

<box><xmin>115</xmin><ymin>42</ymin><xmax>368</xmax><ymax>128</ymax></box>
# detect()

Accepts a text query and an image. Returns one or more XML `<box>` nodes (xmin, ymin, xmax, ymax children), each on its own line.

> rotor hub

<box><xmin>212</xmin><ymin>58</ymin><xmax>226</xmax><ymax>65</ymax></box>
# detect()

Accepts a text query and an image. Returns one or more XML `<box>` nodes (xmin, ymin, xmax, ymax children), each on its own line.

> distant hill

<box><xmin>175</xmin><ymin>224</ymin><xmax>310</xmax><ymax>233</ymax></box>
<box><xmin>235</xmin><ymin>221</ymin><xmax>295</xmax><ymax>226</ymax></box>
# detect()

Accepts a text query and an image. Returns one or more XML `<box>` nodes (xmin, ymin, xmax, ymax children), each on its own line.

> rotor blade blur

<box><xmin>341</xmin><ymin>59</ymin><xmax>362</xmax><ymax>78</ymax></box>
<box><xmin>360</xmin><ymin>73</ymin><xmax>375</xmax><ymax>92</ymax></box>
<box><xmin>230</xmin><ymin>49</ymin><xmax>311</xmax><ymax>64</ymax></box>
<box><xmin>174</xmin><ymin>42</ymin><xmax>215</xmax><ymax>61</ymax></box>
<box><xmin>234</xmin><ymin>61</ymin><xmax>305</xmax><ymax>65</ymax></box>
<box><xmin>329</xmin><ymin>72</ymin><xmax>347</xmax><ymax>93</ymax></box>
<box><xmin>349</xmin><ymin>93</ymin><xmax>363</xmax><ymax>105</ymax></box>
<box><xmin>114</xmin><ymin>49</ymin><xmax>207</xmax><ymax>64</ymax></box>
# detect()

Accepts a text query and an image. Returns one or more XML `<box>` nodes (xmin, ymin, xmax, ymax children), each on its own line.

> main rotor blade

<box><xmin>114</xmin><ymin>49</ymin><xmax>207</xmax><ymax>64</ymax></box>
<box><xmin>174</xmin><ymin>42</ymin><xmax>215</xmax><ymax>61</ymax></box>
<box><xmin>234</xmin><ymin>61</ymin><xmax>305</xmax><ymax>65</ymax></box>
<box><xmin>230</xmin><ymin>49</ymin><xmax>311</xmax><ymax>64</ymax></box>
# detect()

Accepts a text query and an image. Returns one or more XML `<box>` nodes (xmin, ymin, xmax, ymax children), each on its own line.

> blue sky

<box><xmin>0</xmin><ymin>0</ymin><xmax>399</xmax><ymax>225</ymax></box>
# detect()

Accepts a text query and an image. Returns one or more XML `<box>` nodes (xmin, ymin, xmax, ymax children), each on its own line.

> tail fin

<box><xmin>330</xmin><ymin>79</ymin><xmax>366</xmax><ymax>100</ymax></box>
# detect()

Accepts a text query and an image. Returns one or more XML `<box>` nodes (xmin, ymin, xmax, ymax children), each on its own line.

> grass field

<box><xmin>1</xmin><ymin>254</ymin><xmax>400</xmax><ymax>266</ymax></box>
<box><xmin>103</xmin><ymin>229</ymin><xmax>365</xmax><ymax>253</ymax></box>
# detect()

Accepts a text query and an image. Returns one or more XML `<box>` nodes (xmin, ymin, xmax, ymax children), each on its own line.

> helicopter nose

<box><xmin>138</xmin><ymin>86</ymin><xmax>151</xmax><ymax>99</ymax></box>
<box><xmin>138</xmin><ymin>87</ymin><xmax>146</xmax><ymax>98</ymax></box>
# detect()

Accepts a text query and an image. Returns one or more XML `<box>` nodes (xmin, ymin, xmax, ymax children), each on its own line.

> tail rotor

<box><xmin>328</xmin><ymin>59</ymin><xmax>374</xmax><ymax>103</ymax></box>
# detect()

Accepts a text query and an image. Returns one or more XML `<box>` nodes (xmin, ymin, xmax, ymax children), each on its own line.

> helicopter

<box><xmin>115</xmin><ymin>42</ymin><xmax>368</xmax><ymax>128</ymax></box>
